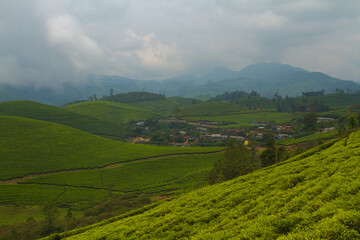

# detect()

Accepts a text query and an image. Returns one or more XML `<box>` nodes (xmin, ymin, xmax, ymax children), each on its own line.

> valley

<box><xmin>0</xmin><ymin>68</ymin><xmax>359</xmax><ymax>239</ymax></box>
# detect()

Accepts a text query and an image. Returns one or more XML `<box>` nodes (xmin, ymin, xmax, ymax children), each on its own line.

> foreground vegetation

<box><xmin>48</xmin><ymin>130</ymin><xmax>360</xmax><ymax>239</ymax></box>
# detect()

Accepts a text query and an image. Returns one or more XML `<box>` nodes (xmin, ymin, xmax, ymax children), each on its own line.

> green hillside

<box><xmin>55</xmin><ymin>130</ymin><xmax>360</xmax><ymax>239</ymax></box>
<box><xmin>64</xmin><ymin>101</ymin><xmax>162</xmax><ymax>124</ymax></box>
<box><xmin>0</xmin><ymin>100</ymin><xmax>127</xmax><ymax>137</ymax></box>
<box><xmin>178</xmin><ymin>102</ymin><xmax>246</xmax><ymax>116</ymax></box>
<box><xmin>20</xmin><ymin>153</ymin><xmax>223</xmax><ymax>195</ymax></box>
<box><xmin>183</xmin><ymin>111</ymin><xmax>296</xmax><ymax>127</ymax></box>
<box><xmin>0</xmin><ymin>116</ymin><xmax>222</xmax><ymax>180</ymax></box>
<box><xmin>128</xmin><ymin>97</ymin><xmax>201</xmax><ymax>115</ymax></box>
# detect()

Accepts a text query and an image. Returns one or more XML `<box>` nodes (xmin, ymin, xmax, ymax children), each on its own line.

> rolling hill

<box><xmin>0</xmin><ymin>100</ymin><xmax>127</xmax><ymax>138</ymax></box>
<box><xmin>128</xmin><ymin>97</ymin><xmax>201</xmax><ymax>115</ymax></box>
<box><xmin>0</xmin><ymin>116</ymin><xmax>222</xmax><ymax>180</ymax></box>
<box><xmin>1</xmin><ymin>62</ymin><xmax>358</xmax><ymax>105</ymax></box>
<box><xmin>64</xmin><ymin>101</ymin><xmax>162</xmax><ymax>124</ymax></box>
<box><xmin>49</xmin><ymin>130</ymin><xmax>360</xmax><ymax>239</ymax></box>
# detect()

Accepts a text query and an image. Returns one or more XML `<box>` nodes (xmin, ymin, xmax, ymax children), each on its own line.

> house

<box><xmin>321</xmin><ymin>127</ymin><xmax>336</xmax><ymax>133</ymax></box>
<box><xmin>195</xmin><ymin>127</ymin><xmax>208</xmax><ymax>132</ymax></box>
<box><xmin>136</xmin><ymin>122</ymin><xmax>145</xmax><ymax>126</ymax></box>
<box><xmin>251</xmin><ymin>121</ymin><xmax>269</xmax><ymax>125</ymax></box>
<box><xmin>205</xmin><ymin>134</ymin><xmax>228</xmax><ymax>140</ymax></box>
<box><xmin>316</xmin><ymin>117</ymin><xmax>335</xmax><ymax>122</ymax></box>
<box><xmin>229</xmin><ymin>136</ymin><xmax>245</xmax><ymax>141</ymax></box>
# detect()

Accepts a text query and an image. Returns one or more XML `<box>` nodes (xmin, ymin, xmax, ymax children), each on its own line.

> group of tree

<box><xmin>302</xmin><ymin>90</ymin><xmax>325</xmax><ymax>97</ymax></box>
<box><xmin>208</xmin><ymin>90</ymin><xmax>256</xmax><ymax>102</ymax></box>
<box><xmin>260</xmin><ymin>138</ymin><xmax>289</xmax><ymax>167</ymax></box>
<box><xmin>209</xmin><ymin>140</ymin><xmax>255</xmax><ymax>184</ymax></box>
<box><xmin>0</xmin><ymin>194</ymin><xmax>152</xmax><ymax>240</ymax></box>
<box><xmin>209</xmin><ymin>138</ymin><xmax>290</xmax><ymax>184</ymax></box>
<box><xmin>100</xmin><ymin>91</ymin><xmax>165</xmax><ymax>103</ymax></box>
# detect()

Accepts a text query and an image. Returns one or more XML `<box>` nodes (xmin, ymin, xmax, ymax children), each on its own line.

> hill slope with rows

<box><xmin>0</xmin><ymin>116</ymin><xmax>222</xmax><ymax>180</ymax></box>
<box><xmin>56</xmin><ymin>130</ymin><xmax>360</xmax><ymax>239</ymax></box>
<box><xmin>64</xmin><ymin>101</ymin><xmax>162</xmax><ymax>124</ymax></box>
<box><xmin>0</xmin><ymin>100</ymin><xmax>127</xmax><ymax>137</ymax></box>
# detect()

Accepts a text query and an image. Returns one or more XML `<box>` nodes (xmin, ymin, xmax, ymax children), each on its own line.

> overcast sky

<box><xmin>0</xmin><ymin>0</ymin><xmax>359</xmax><ymax>88</ymax></box>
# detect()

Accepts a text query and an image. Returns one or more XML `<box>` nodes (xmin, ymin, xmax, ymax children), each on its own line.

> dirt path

<box><xmin>0</xmin><ymin>150</ymin><xmax>225</xmax><ymax>185</ymax></box>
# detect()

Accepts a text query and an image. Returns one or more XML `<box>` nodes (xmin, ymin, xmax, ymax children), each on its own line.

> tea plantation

<box><xmin>20</xmin><ymin>153</ymin><xmax>224</xmax><ymax>195</ymax></box>
<box><xmin>0</xmin><ymin>101</ymin><xmax>128</xmax><ymax>137</ymax></box>
<box><xmin>0</xmin><ymin>116</ymin><xmax>222</xmax><ymax>180</ymax></box>
<box><xmin>64</xmin><ymin>101</ymin><xmax>162</xmax><ymax>124</ymax></box>
<box><xmin>53</xmin><ymin>130</ymin><xmax>360</xmax><ymax>239</ymax></box>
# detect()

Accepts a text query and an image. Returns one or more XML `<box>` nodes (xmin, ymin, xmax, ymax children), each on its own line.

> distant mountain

<box><xmin>0</xmin><ymin>62</ymin><xmax>359</xmax><ymax>105</ymax></box>
<box><xmin>238</xmin><ymin>62</ymin><xmax>307</xmax><ymax>80</ymax></box>
<box><xmin>197</xmin><ymin>67</ymin><xmax>239</xmax><ymax>83</ymax></box>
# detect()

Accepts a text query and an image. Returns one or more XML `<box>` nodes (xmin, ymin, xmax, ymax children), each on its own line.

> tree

<box><xmin>260</xmin><ymin>138</ymin><xmax>276</xmax><ymax>167</ymax></box>
<box><xmin>64</xmin><ymin>207</ymin><xmax>73</xmax><ymax>236</ymax></box>
<box><xmin>42</xmin><ymin>201</ymin><xmax>59</xmax><ymax>234</ymax></box>
<box><xmin>303</xmin><ymin>111</ymin><xmax>317</xmax><ymax>131</ymax></box>
<box><xmin>209</xmin><ymin>140</ymin><xmax>254</xmax><ymax>184</ymax></box>
<box><xmin>260</xmin><ymin>138</ymin><xmax>288</xmax><ymax>168</ymax></box>
<box><xmin>349</xmin><ymin>114</ymin><xmax>359</xmax><ymax>129</ymax></box>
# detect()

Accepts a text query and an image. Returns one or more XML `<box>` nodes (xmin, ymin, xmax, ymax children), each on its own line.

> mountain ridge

<box><xmin>1</xmin><ymin>62</ymin><xmax>358</xmax><ymax>105</ymax></box>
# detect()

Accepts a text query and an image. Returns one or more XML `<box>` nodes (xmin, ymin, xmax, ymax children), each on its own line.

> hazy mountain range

<box><xmin>1</xmin><ymin>62</ymin><xmax>359</xmax><ymax>106</ymax></box>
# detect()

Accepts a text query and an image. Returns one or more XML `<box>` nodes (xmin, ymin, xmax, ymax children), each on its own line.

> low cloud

<box><xmin>0</xmin><ymin>0</ymin><xmax>359</xmax><ymax>89</ymax></box>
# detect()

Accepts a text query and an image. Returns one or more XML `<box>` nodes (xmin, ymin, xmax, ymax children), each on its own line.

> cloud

<box><xmin>46</xmin><ymin>14</ymin><xmax>103</xmax><ymax>71</ymax></box>
<box><xmin>0</xmin><ymin>0</ymin><xmax>359</xmax><ymax>89</ymax></box>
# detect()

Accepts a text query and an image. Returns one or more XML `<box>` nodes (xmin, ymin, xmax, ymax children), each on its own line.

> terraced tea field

<box><xmin>182</xmin><ymin>110</ymin><xmax>297</xmax><ymax>127</ymax></box>
<box><xmin>20</xmin><ymin>153</ymin><xmax>224</xmax><ymax>195</ymax></box>
<box><xmin>0</xmin><ymin>100</ymin><xmax>127</xmax><ymax>137</ymax></box>
<box><xmin>64</xmin><ymin>101</ymin><xmax>162</xmax><ymax>124</ymax></box>
<box><xmin>50</xmin><ymin>130</ymin><xmax>360</xmax><ymax>239</ymax></box>
<box><xmin>0</xmin><ymin>116</ymin><xmax>222</xmax><ymax>180</ymax></box>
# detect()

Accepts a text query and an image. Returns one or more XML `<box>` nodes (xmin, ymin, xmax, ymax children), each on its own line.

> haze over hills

<box><xmin>0</xmin><ymin>62</ymin><xmax>359</xmax><ymax>105</ymax></box>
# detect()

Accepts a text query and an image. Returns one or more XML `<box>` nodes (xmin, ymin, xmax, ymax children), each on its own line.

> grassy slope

<box><xmin>309</xmin><ymin>93</ymin><xmax>360</xmax><ymax>108</ymax></box>
<box><xmin>0</xmin><ymin>100</ymin><xmax>127</xmax><ymax>137</ymax></box>
<box><xmin>0</xmin><ymin>116</ymin><xmax>222</xmax><ymax>180</ymax></box>
<box><xmin>0</xmin><ymin>184</ymin><xmax>109</xmax><ymax>210</ymax></box>
<box><xmin>278</xmin><ymin>130</ymin><xmax>338</xmax><ymax>146</ymax></box>
<box><xmin>64</xmin><ymin>101</ymin><xmax>162</xmax><ymax>124</ymax></box>
<box><xmin>59</xmin><ymin>130</ymin><xmax>360</xmax><ymax>240</ymax></box>
<box><xmin>20</xmin><ymin>153</ymin><xmax>224</xmax><ymax>195</ymax></box>
<box><xmin>182</xmin><ymin>110</ymin><xmax>297</xmax><ymax>127</ymax></box>
<box><xmin>128</xmin><ymin>97</ymin><xmax>200</xmax><ymax>115</ymax></box>
<box><xmin>178</xmin><ymin>102</ymin><xmax>246</xmax><ymax>116</ymax></box>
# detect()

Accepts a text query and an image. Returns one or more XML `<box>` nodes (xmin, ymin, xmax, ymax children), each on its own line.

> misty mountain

<box><xmin>1</xmin><ymin>62</ymin><xmax>359</xmax><ymax>105</ymax></box>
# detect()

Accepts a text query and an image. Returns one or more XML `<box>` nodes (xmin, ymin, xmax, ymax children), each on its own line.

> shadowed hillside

<box><xmin>0</xmin><ymin>100</ymin><xmax>127</xmax><ymax>138</ymax></box>
<box><xmin>64</xmin><ymin>101</ymin><xmax>162</xmax><ymax>124</ymax></box>
<box><xmin>0</xmin><ymin>116</ymin><xmax>222</xmax><ymax>180</ymax></box>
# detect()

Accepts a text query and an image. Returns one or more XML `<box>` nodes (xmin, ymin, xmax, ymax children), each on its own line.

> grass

<box><xmin>0</xmin><ymin>184</ymin><xmax>109</xmax><ymax>210</ymax></box>
<box><xmin>0</xmin><ymin>100</ymin><xmax>127</xmax><ymax>137</ymax></box>
<box><xmin>64</xmin><ymin>101</ymin><xmax>162</xmax><ymax>124</ymax></box>
<box><xmin>20</xmin><ymin>153</ymin><xmax>224</xmax><ymax>195</ymax></box>
<box><xmin>182</xmin><ymin>110</ymin><xmax>297</xmax><ymax>127</ymax></box>
<box><xmin>177</xmin><ymin>102</ymin><xmax>247</xmax><ymax>116</ymax></box>
<box><xmin>128</xmin><ymin>97</ymin><xmax>201</xmax><ymax>115</ymax></box>
<box><xmin>0</xmin><ymin>116</ymin><xmax>223</xmax><ymax>180</ymax></box>
<box><xmin>52</xmin><ymin>130</ymin><xmax>360</xmax><ymax>240</ymax></box>
<box><xmin>0</xmin><ymin>205</ymin><xmax>82</xmax><ymax>225</ymax></box>
<box><xmin>278</xmin><ymin>130</ymin><xmax>338</xmax><ymax>146</ymax></box>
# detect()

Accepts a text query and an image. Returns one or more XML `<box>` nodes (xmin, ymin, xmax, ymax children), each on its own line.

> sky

<box><xmin>0</xmin><ymin>0</ymin><xmax>359</xmax><ymax>89</ymax></box>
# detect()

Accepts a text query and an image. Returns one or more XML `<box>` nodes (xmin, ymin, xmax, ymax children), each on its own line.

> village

<box><xmin>128</xmin><ymin>115</ymin><xmax>336</xmax><ymax>147</ymax></box>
